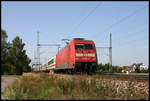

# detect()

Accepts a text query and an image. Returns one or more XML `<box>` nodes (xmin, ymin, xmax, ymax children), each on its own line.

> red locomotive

<box><xmin>40</xmin><ymin>38</ymin><xmax>98</xmax><ymax>74</ymax></box>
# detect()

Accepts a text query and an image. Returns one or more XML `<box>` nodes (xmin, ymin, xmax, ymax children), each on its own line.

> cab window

<box><xmin>75</xmin><ymin>44</ymin><xmax>93</xmax><ymax>50</ymax></box>
<box><xmin>85</xmin><ymin>44</ymin><xmax>93</xmax><ymax>50</ymax></box>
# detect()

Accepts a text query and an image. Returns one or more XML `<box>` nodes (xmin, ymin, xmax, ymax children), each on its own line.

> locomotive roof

<box><xmin>72</xmin><ymin>38</ymin><xmax>93</xmax><ymax>41</ymax></box>
<box><xmin>58</xmin><ymin>39</ymin><xmax>94</xmax><ymax>53</ymax></box>
<box><xmin>72</xmin><ymin>39</ymin><xmax>93</xmax><ymax>42</ymax></box>
<box><xmin>73</xmin><ymin>38</ymin><xmax>85</xmax><ymax>40</ymax></box>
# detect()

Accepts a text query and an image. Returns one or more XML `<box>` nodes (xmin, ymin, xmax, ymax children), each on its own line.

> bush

<box><xmin>139</xmin><ymin>69</ymin><xmax>149</xmax><ymax>73</ymax></box>
<box><xmin>79</xmin><ymin>79</ymin><xmax>89</xmax><ymax>92</ymax></box>
<box><xmin>2</xmin><ymin>73</ymin><xmax>148</xmax><ymax>100</ymax></box>
<box><xmin>97</xmin><ymin>63</ymin><xmax>122</xmax><ymax>73</ymax></box>
<box><xmin>56</xmin><ymin>78</ymin><xmax>74</xmax><ymax>95</ymax></box>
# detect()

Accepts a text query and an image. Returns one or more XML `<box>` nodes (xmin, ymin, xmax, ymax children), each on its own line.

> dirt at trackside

<box><xmin>1</xmin><ymin>77</ymin><xmax>18</xmax><ymax>89</ymax></box>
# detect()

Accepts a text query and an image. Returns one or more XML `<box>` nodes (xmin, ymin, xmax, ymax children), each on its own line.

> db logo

<box><xmin>83</xmin><ymin>54</ymin><xmax>88</xmax><ymax>56</ymax></box>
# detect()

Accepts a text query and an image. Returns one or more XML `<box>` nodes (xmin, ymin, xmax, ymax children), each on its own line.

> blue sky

<box><xmin>2</xmin><ymin>1</ymin><xmax>149</xmax><ymax>66</ymax></box>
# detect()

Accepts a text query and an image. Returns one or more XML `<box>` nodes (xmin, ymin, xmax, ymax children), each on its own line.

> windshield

<box><xmin>75</xmin><ymin>44</ymin><xmax>94</xmax><ymax>50</ymax></box>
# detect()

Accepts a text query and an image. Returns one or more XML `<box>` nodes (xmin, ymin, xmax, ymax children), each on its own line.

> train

<box><xmin>39</xmin><ymin>38</ymin><xmax>98</xmax><ymax>74</ymax></box>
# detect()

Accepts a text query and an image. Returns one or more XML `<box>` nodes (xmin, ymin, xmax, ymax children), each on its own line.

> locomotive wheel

<box><xmin>71</xmin><ymin>69</ymin><xmax>75</xmax><ymax>75</ymax></box>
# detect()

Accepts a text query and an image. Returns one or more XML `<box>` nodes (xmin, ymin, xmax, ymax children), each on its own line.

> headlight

<box><xmin>88</xmin><ymin>54</ymin><xmax>95</xmax><ymax>57</ymax></box>
<box><xmin>75</xmin><ymin>58</ymin><xmax>80</xmax><ymax>60</ymax></box>
<box><xmin>76</xmin><ymin>53</ymin><xmax>83</xmax><ymax>56</ymax></box>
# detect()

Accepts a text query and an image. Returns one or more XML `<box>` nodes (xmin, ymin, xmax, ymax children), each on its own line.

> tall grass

<box><xmin>1</xmin><ymin>73</ymin><xmax>149</xmax><ymax>100</ymax></box>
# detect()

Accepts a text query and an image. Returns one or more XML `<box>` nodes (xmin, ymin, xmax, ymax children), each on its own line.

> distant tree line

<box><xmin>1</xmin><ymin>29</ymin><xmax>31</xmax><ymax>75</ymax></box>
<box><xmin>135</xmin><ymin>68</ymin><xmax>149</xmax><ymax>73</ymax></box>
<box><xmin>96</xmin><ymin>63</ymin><xmax>122</xmax><ymax>74</ymax></box>
<box><xmin>97</xmin><ymin>63</ymin><xmax>149</xmax><ymax>74</ymax></box>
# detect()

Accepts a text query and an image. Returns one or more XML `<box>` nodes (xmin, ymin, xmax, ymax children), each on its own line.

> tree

<box><xmin>1</xmin><ymin>29</ymin><xmax>31</xmax><ymax>75</ymax></box>
<box><xmin>7</xmin><ymin>36</ymin><xmax>31</xmax><ymax>74</ymax></box>
<box><xmin>1</xmin><ymin>29</ymin><xmax>8</xmax><ymax>74</ymax></box>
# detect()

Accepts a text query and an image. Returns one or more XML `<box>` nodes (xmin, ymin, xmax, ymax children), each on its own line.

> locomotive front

<box><xmin>73</xmin><ymin>38</ymin><xmax>98</xmax><ymax>73</ymax></box>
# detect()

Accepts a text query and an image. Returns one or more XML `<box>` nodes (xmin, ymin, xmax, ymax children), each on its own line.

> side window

<box><xmin>48</xmin><ymin>61</ymin><xmax>50</xmax><ymax>65</ymax></box>
<box><xmin>48</xmin><ymin>59</ymin><xmax>54</xmax><ymax>65</ymax></box>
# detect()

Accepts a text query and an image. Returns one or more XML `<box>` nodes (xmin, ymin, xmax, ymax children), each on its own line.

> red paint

<box><xmin>56</xmin><ymin>39</ymin><xmax>97</xmax><ymax>69</ymax></box>
<box><xmin>40</xmin><ymin>39</ymin><xmax>97</xmax><ymax>71</ymax></box>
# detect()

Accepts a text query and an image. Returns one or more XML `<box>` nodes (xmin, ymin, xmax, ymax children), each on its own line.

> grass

<box><xmin>1</xmin><ymin>73</ymin><xmax>149</xmax><ymax>100</ymax></box>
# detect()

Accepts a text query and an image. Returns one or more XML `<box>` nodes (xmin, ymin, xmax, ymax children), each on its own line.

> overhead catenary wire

<box><xmin>115</xmin><ymin>37</ymin><xmax>148</xmax><ymax>49</ymax></box>
<box><xmin>105</xmin><ymin>5</ymin><xmax>148</xmax><ymax>31</ymax></box>
<box><xmin>113</xmin><ymin>27</ymin><xmax>148</xmax><ymax>42</ymax></box>
<box><xmin>96</xmin><ymin>5</ymin><xmax>148</xmax><ymax>40</ymax></box>
<box><xmin>69</xmin><ymin>2</ymin><xmax>102</xmax><ymax>38</ymax></box>
<box><xmin>113</xmin><ymin>29</ymin><xmax>148</xmax><ymax>48</ymax></box>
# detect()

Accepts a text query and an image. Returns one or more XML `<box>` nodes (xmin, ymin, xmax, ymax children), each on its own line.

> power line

<box><xmin>96</xmin><ymin>5</ymin><xmax>148</xmax><ymax>40</ymax></box>
<box><xmin>75</xmin><ymin>3</ymin><xmax>102</xmax><ymax>29</ymax></box>
<box><xmin>96</xmin><ymin>33</ymin><xmax>112</xmax><ymax>66</ymax></box>
<box><xmin>98</xmin><ymin>22</ymin><xmax>148</xmax><ymax>45</ymax></box>
<box><xmin>70</xmin><ymin>2</ymin><xmax>102</xmax><ymax>37</ymax></box>
<box><xmin>118</xmin><ymin>36</ymin><xmax>148</xmax><ymax>48</ymax></box>
<box><xmin>114</xmin><ymin>29</ymin><xmax>148</xmax><ymax>48</ymax></box>
<box><xmin>105</xmin><ymin>5</ymin><xmax>148</xmax><ymax>32</ymax></box>
<box><xmin>113</xmin><ymin>27</ymin><xmax>148</xmax><ymax>42</ymax></box>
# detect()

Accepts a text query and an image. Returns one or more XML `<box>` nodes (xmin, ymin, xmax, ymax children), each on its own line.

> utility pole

<box><xmin>37</xmin><ymin>31</ymin><xmax>40</xmax><ymax>70</ymax></box>
<box><xmin>109</xmin><ymin>33</ymin><xmax>112</xmax><ymax>71</ymax></box>
<box><xmin>32</xmin><ymin>31</ymin><xmax>61</xmax><ymax>71</ymax></box>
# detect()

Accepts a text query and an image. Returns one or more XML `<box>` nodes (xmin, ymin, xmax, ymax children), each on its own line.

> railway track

<box><xmin>98</xmin><ymin>73</ymin><xmax>149</xmax><ymax>78</ymax></box>
<box><xmin>30</xmin><ymin>71</ymin><xmax>149</xmax><ymax>81</ymax></box>
<box><xmin>96</xmin><ymin>73</ymin><xmax>149</xmax><ymax>81</ymax></box>
<box><xmin>53</xmin><ymin>72</ymin><xmax>149</xmax><ymax>81</ymax></box>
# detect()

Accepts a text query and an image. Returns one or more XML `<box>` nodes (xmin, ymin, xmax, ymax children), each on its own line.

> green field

<box><xmin>1</xmin><ymin>73</ymin><xmax>148</xmax><ymax>100</ymax></box>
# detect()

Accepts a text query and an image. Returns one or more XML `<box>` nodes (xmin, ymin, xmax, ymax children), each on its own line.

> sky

<box><xmin>2</xmin><ymin>1</ymin><xmax>149</xmax><ymax>66</ymax></box>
